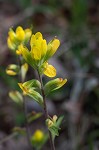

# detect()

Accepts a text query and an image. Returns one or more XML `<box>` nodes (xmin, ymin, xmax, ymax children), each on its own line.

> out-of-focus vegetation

<box><xmin>0</xmin><ymin>0</ymin><xmax>99</xmax><ymax>150</ymax></box>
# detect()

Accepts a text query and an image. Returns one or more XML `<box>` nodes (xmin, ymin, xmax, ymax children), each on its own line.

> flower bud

<box><xmin>6</xmin><ymin>64</ymin><xmax>19</xmax><ymax>76</ymax></box>
<box><xmin>32</xmin><ymin>130</ymin><xmax>44</xmax><ymax>142</ymax></box>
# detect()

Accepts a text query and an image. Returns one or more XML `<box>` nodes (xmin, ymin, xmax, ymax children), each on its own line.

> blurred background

<box><xmin>0</xmin><ymin>0</ymin><xmax>99</xmax><ymax>149</ymax></box>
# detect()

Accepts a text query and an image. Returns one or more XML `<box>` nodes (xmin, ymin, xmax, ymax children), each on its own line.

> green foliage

<box><xmin>28</xmin><ymin>112</ymin><xmax>42</xmax><ymax>123</ymax></box>
<box><xmin>27</xmin><ymin>90</ymin><xmax>43</xmax><ymax>106</ymax></box>
<box><xmin>22</xmin><ymin>79</ymin><xmax>41</xmax><ymax>90</ymax></box>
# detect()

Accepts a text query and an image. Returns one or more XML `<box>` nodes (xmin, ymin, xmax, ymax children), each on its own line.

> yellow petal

<box><xmin>19</xmin><ymin>44</ymin><xmax>29</xmax><ymax>60</ymax></box>
<box><xmin>30</xmin><ymin>35</ymin><xmax>36</xmax><ymax>47</ymax></box>
<box><xmin>58</xmin><ymin>78</ymin><xmax>67</xmax><ymax>88</ymax></box>
<box><xmin>47</xmin><ymin>39</ymin><xmax>60</xmax><ymax>58</ymax></box>
<box><xmin>8</xmin><ymin>30</ymin><xmax>16</xmax><ymax>41</ymax></box>
<box><xmin>6</xmin><ymin>70</ymin><xmax>17</xmax><ymax>76</ymax></box>
<box><xmin>25</xmin><ymin>28</ymin><xmax>32</xmax><ymax>39</ymax></box>
<box><xmin>18</xmin><ymin>83</ymin><xmax>28</xmax><ymax>95</ymax></box>
<box><xmin>16</xmin><ymin>26</ymin><xmax>25</xmax><ymax>41</ymax></box>
<box><xmin>52</xmin><ymin>39</ymin><xmax>60</xmax><ymax>54</ymax></box>
<box><xmin>7</xmin><ymin>37</ymin><xmax>14</xmax><ymax>50</ymax></box>
<box><xmin>30</xmin><ymin>32</ymin><xmax>43</xmax><ymax>48</ymax></box>
<box><xmin>35</xmin><ymin>32</ymin><xmax>42</xmax><ymax>39</ymax></box>
<box><xmin>16</xmin><ymin>49</ymin><xmax>22</xmax><ymax>55</ymax></box>
<box><xmin>31</xmin><ymin>47</ymin><xmax>41</xmax><ymax>60</ymax></box>
<box><xmin>41</xmin><ymin>39</ymin><xmax>47</xmax><ymax>57</ymax></box>
<box><xmin>44</xmin><ymin>63</ymin><xmax>56</xmax><ymax>77</ymax></box>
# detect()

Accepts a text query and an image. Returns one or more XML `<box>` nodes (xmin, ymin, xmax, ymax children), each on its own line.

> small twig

<box><xmin>37</xmin><ymin>70</ymin><xmax>55</xmax><ymax>150</ymax></box>
<box><xmin>0</xmin><ymin>132</ymin><xmax>17</xmax><ymax>145</ymax></box>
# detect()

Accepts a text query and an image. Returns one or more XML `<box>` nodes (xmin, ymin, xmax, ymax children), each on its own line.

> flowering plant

<box><xmin>6</xmin><ymin>26</ymin><xmax>67</xmax><ymax>150</ymax></box>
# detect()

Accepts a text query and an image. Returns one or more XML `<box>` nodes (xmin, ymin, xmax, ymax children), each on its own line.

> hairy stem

<box><xmin>37</xmin><ymin>71</ymin><xmax>55</xmax><ymax>150</ymax></box>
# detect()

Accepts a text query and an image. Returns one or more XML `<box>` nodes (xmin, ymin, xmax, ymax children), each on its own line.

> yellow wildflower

<box><xmin>18</xmin><ymin>32</ymin><xmax>60</xmax><ymax>77</ymax></box>
<box><xmin>7</xmin><ymin>26</ymin><xmax>32</xmax><ymax>51</ymax></box>
<box><xmin>32</xmin><ymin>130</ymin><xmax>44</xmax><ymax>142</ymax></box>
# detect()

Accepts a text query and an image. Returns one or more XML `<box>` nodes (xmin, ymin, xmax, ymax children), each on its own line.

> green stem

<box><xmin>37</xmin><ymin>71</ymin><xmax>55</xmax><ymax>150</ymax></box>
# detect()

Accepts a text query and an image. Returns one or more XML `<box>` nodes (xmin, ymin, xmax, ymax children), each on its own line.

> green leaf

<box><xmin>23</xmin><ymin>79</ymin><xmax>41</xmax><ymax>90</ymax></box>
<box><xmin>56</xmin><ymin>116</ymin><xmax>64</xmax><ymax>128</ymax></box>
<box><xmin>44</xmin><ymin>78</ymin><xmax>67</xmax><ymax>96</ymax></box>
<box><xmin>27</xmin><ymin>89</ymin><xmax>43</xmax><ymax>106</ymax></box>
<box><xmin>49</xmin><ymin>125</ymin><xmax>59</xmax><ymax>137</ymax></box>
<box><xmin>28</xmin><ymin>112</ymin><xmax>42</xmax><ymax>123</ymax></box>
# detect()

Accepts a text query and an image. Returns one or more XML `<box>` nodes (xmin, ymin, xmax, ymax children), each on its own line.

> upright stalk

<box><xmin>37</xmin><ymin>71</ymin><xmax>55</xmax><ymax>150</ymax></box>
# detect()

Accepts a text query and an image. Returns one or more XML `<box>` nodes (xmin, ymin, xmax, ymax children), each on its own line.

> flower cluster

<box><xmin>7</xmin><ymin>26</ymin><xmax>32</xmax><ymax>52</ymax></box>
<box><xmin>17</xmin><ymin>32</ymin><xmax>60</xmax><ymax>77</ymax></box>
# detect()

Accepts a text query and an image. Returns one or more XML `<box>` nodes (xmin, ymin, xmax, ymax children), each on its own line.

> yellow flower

<box><xmin>45</xmin><ymin>38</ymin><xmax>60</xmax><ymax>60</ymax></box>
<box><xmin>7</xmin><ymin>26</ymin><xmax>32</xmax><ymax>51</ymax></box>
<box><xmin>30</xmin><ymin>32</ymin><xmax>47</xmax><ymax>60</ymax></box>
<box><xmin>16</xmin><ymin>26</ymin><xmax>25</xmax><ymax>41</ymax></box>
<box><xmin>18</xmin><ymin>32</ymin><xmax>60</xmax><ymax>77</ymax></box>
<box><xmin>32</xmin><ymin>130</ymin><xmax>44</xmax><ymax>142</ymax></box>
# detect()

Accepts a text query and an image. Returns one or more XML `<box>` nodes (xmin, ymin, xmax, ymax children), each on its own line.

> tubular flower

<box><xmin>18</xmin><ymin>32</ymin><xmax>60</xmax><ymax>77</ymax></box>
<box><xmin>30</xmin><ymin>32</ymin><xmax>47</xmax><ymax>60</ymax></box>
<box><xmin>7</xmin><ymin>26</ymin><xmax>32</xmax><ymax>51</ymax></box>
